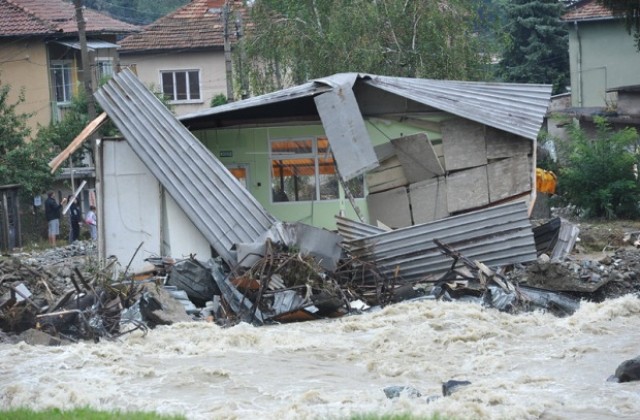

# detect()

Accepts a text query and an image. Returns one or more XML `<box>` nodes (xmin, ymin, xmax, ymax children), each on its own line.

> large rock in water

<box><xmin>613</xmin><ymin>356</ymin><xmax>640</xmax><ymax>382</ymax></box>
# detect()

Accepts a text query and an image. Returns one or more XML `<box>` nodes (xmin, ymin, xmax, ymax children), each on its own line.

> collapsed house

<box><xmin>3</xmin><ymin>70</ymin><xmax>592</xmax><ymax>341</ymax></box>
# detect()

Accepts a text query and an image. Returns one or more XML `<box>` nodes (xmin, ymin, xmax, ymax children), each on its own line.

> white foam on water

<box><xmin>2</xmin><ymin>295</ymin><xmax>640</xmax><ymax>419</ymax></box>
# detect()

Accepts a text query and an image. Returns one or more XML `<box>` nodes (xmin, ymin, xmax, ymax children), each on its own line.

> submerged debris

<box><xmin>5</xmin><ymin>214</ymin><xmax>639</xmax><ymax>345</ymax></box>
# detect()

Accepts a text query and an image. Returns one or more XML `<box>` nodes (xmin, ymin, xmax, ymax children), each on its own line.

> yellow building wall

<box><xmin>0</xmin><ymin>40</ymin><xmax>52</xmax><ymax>135</ymax></box>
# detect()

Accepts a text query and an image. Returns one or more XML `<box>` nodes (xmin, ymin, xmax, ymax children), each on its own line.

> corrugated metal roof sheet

<box><xmin>341</xmin><ymin>201</ymin><xmax>536</xmax><ymax>283</ymax></box>
<box><xmin>94</xmin><ymin>69</ymin><xmax>276</xmax><ymax>265</ymax></box>
<box><xmin>365</xmin><ymin>75</ymin><xmax>552</xmax><ymax>140</ymax></box>
<box><xmin>180</xmin><ymin>73</ymin><xmax>552</xmax><ymax>140</ymax></box>
<box><xmin>335</xmin><ymin>215</ymin><xmax>385</xmax><ymax>242</ymax></box>
<box><xmin>314</xmin><ymin>86</ymin><xmax>378</xmax><ymax>180</ymax></box>
<box><xmin>179</xmin><ymin>80</ymin><xmax>331</xmax><ymax>121</ymax></box>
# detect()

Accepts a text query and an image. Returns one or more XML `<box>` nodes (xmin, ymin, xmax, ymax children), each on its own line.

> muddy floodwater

<box><xmin>1</xmin><ymin>296</ymin><xmax>640</xmax><ymax>419</ymax></box>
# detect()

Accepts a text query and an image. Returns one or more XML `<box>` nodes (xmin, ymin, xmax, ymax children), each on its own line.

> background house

<box><xmin>0</xmin><ymin>0</ymin><xmax>137</xmax><ymax>134</ymax></box>
<box><xmin>118</xmin><ymin>0</ymin><xmax>245</xmax><ymax>116</ymax></box>
<box><xmin>560</xmin><ymin>0</ymin><xmax>640</xmax><ymax>133</ymax></box>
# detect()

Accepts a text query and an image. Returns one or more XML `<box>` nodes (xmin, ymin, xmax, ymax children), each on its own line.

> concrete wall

<box><xmin>119</xmin><ymin>50</ymin><xmax>227</xmax><ymax>116</ymax></box>
<box><xmin>568</xmin><ymin>20</ymin><xmax>640</xmax><ymax>108</ymax></box>
<box><xmin>0</xmin><ymin>40</ymin><xmax>51</xmax><ymax>134</ymax></box>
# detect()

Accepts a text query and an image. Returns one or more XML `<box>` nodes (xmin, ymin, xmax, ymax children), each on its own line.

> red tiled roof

<box><xmin>562</xmin><ymin>0</ymin><xmax>615</xmax><ymax>21</ymax></box>
<box><xmin>0</xmin><ymin>0</ymin><xmax>138</xmax><ymax>37</ymax></box>
<box><xmin>119</xmin><ymin>0</ymin><xmax>246</xmax><ymax>53</ymax></box>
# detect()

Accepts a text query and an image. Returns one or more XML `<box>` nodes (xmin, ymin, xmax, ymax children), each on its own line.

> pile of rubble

<box><xmin>2</xmin><ymin>216</ymin><xmax>639</xmax><ymax>346</ymax></box>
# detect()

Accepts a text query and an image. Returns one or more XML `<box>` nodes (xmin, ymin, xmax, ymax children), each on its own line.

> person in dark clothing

<box><xmin>45</xmin><ymin>192</ymin><xmax>66</xmax><ymax>246</ymax></box>
<box><xmin>68</xmin><ymin>195</ymin><xmax>82</xmax><ymax>243</ymax></box>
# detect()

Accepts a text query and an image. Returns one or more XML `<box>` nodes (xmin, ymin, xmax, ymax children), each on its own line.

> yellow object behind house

<box><xmin>536</xmin><ymin>168</ymin><xmax>557</xmax><ymax>194</ymax></box>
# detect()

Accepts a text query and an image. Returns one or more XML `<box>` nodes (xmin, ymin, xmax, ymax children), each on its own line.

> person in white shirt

<box><xmin>85</xmin><ymin>205</ymin><xmax>97</xmax><ymax>241</ymax></box>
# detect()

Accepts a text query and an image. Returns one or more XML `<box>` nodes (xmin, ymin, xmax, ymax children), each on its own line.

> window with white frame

<box><xmin>52</xmin><ymin>61</ymin><xmax>73</xmax><ymax>104</ymax></box>
<box><xmin>160</xmin><ymin>70</ymin><xmax>201</xmax><ymax>102</ymax></box>
<box><xmin>270</xmin><ymin>137</ymin><xmax>364</xmax><ymax>202</ymax></box>
<box><xmin>96</xmin><ymin>58</ymin><xmax>114</xmax><ymax>81</ymax></box>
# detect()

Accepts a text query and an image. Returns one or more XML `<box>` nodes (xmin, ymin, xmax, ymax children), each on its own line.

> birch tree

<box><xmin>242</xmin><ymin>0</ymin><xmax>493</xmax><ymax>94</ymax></box>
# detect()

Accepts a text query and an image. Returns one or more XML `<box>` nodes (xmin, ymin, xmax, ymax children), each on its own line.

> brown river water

<box><xmin>1</xmin><ymin>295</ymin><xmax>639</xmax><ymax>419</ymax></box>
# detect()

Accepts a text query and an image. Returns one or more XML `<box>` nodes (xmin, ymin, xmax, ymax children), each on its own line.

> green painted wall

<box><xmin>194</xmin><ymin>116</ymin><xmax>444</xmax><ymax>230</ymax></box>
<box><xmin>568</xmin><ymin>20</ymin><xmax>640</xmax><ymax>108</ymax></box>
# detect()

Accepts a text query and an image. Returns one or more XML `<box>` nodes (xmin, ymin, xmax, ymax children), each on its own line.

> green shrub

<box><xmin>559</xmin><ymin>117</ymin><xmax>640</xmax><ymax>219</ymax></box>
<box><xmin>210</xmin><ymin>93</ymin><xmax>228</xmax><ymax>107</ymax></box>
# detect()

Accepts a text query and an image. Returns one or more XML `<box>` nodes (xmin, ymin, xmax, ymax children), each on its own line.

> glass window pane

<box><xmin>54</xmin><ymin>66</ymin><xmax>65</xmax><ymax>102</ymax></box>
<box><xmin>317</xmin><ymin>137</ymin><xmax>331</xmax><ymax>156</ymax></box>
<box><xmin>175</xmin><ymin>72</ymin><xmax>187</xmax><ymax>100</ymax></box>
<box><xmin>98</xmin><ymin>60</ymin><xmax>113</xmax><ymax>79</ymax></box>
<box><xmin>271</xmin><ymin>159</ymin><xmax>316</xmax><ymax>202</ymax></box>
<box><xmin>345</xmin><ymin>175</ymin><xmax>365</xmax><ymax>198</ymax></box>
<box><xmin>318</xmin><ymin>157</ymin><xmax>338</xmax><ymax>200</ymax></box>
<box><xmin>161</xmin><ymin>73</ymin><xmax>174</xmax><ymax>100</ymax></box>
<box><xmin>188</xmin><ymin>71</ymin><xmax>200</xmax><ymax>100</ymax></box>
<box><xmin>53</xmin><ymin>64</ymin><xmax>71</xmax><ymax>103</ymax></box>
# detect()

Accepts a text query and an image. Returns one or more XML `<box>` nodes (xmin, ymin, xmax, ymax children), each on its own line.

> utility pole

<box><xmin>222</xmin><ymin>1</ymin><xmax>234</xmax><ymax>102</ymax></box>
<box><xmin>73</xmin><ymin>0</ymin><xmax>97</xmax><ymax>120</ymax></box>
<box><xmin>235</xmin><ymin>12</ymin><xmax>249</xmax><ymax>100</ymax></box>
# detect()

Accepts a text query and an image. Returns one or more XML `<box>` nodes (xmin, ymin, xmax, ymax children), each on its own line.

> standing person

<box><xmin>45</xmin><ymin>192</ymin><xmax>66</xmax><ymax>246</ymax></box>
<box><xmin>85</xmin><ymin>205</ymin><xmax>97</xmax><ymax>241</ymax></box>
<box><xmin>68</xmin><ymin>195</ymin><xmax>81</xmax><ymax>243</ymax></box>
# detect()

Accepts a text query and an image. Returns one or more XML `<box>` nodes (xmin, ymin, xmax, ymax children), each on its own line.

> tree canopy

<box><xmin>497</xmin><ymin>0</ymin><xmax>569</xmax><ymax>94</ymax></box>
<box><xmin>242</xmin><ymin>0</ymin><xmax>496</xmax><ymax>94</ymax></box>
<box><xmin>0</xmin><ymin>84</ymin><xmax>54</xmax><ymax>196</ymax></box>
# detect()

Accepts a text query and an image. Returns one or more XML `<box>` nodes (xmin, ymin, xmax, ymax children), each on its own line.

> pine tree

<box><xmin>498</xmin><ymin>0</ymin><xmax>569</xmax><ymax>94</ymax></box>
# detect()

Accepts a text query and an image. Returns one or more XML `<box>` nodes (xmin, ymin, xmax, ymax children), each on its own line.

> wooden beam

<box><xmin>49</xmin><ymin>112</ymin><xmax>108</xmax><ymax>173</ymax></box>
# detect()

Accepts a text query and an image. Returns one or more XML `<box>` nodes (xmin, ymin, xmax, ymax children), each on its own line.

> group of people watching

<box><xmin>44</xmin><ymin>192</ymin><xmax>97</xmax><ymax>246</ymax></box>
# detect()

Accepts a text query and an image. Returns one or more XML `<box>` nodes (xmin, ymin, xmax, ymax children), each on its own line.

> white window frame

<box><xmin>159</xmin><ymin>69</ymin><xmax>202</xmax><ymax>103</ymax></box>
<box><xmin>269</xmin><ymin>136</ymin><xmax>341</xmax><ymax>203</ymax></box>
<box><xmin>51</xmin><ymin>60</ymin><xmax>73</xmax><ymax>105</ymax></box>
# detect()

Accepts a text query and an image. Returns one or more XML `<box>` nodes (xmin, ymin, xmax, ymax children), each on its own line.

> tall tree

<box><xmin>597</xmin><ymin>0</ymin><xmax>640</xmax><ymax>50</ymax></box>
<box><xmin>0</xmin><ymin>84</ymin><xmax>54</xmax><ymax>196</ymax></box>
<box><xmin>498</xmin><ymin>0</ymin><xmax>569</xmax><ymax>94</ymax></box>
<box><xmin>242</xmin><ymin>0</ymin><xmax>494</xmax><ymax>94</ymax></box>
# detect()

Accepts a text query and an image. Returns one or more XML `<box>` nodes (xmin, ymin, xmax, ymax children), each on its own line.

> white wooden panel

<box><xmin>163</xmin><ymin>192</ymin><xmax>212</xmax><ymax>261</ymax></box>
<box><xmin>441</xmin><ymin>118</ymin><xmax>487</xmax><ymax>171</ymax></box>
<box><xmin>392</xmin><ymin>133</ymin><xmax>444</xmax><ymax>183</ymax></box>
<box><xmin>367</xmin><ymin>187</ymin><xmax>412</xmax><ymax>228</ymax></box>
<box><xmin>446</xmin><ymin>166</ymin><xmax>489</xmax><ymax>213</ymax></box>
<box><xmin>365</xmin><ymin>156</ymin><xmax>408</xmax><ymax>194</ymax></box>
<box><xmin>410</xmin><ymin>177</ymin><xmax>449</xmax><ymax>224</ymax></box>
<box><xmin>485</xmin><ymin>127</ymin><xmax>531</xmax><ymax>159</ymax></box>
<box><xmin>103</xmin><ymin>140</ymin><xmax>161</xmax><ymax>272</ymax></box>
<box><xmin>487</xmin><ymin>155</ymin><xmax>532</xmax><ymax>202</ymax></box>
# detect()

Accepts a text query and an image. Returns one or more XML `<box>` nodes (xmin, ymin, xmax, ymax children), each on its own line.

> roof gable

<box><xmin>0</xmin><ymin>0</ymin><xmax>138</xmax><ymax>37</ymax></box>
<box><xmin>563</xmin><ymin>0</ymin><xmax>615</xmax><ymax>21</ymax></box>
<box><xmin>119</xmin><ymin>0</ymin><xmax>246</xmax><ymax>53</ymax></box>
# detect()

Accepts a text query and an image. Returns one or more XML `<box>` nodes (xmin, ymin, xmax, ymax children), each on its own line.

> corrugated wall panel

<box><xmin>95</xmin><ymin>69</ymin><xmax>276</xmax><ymax>265</ymax></box>
<box><xmin>344</xmin><ymin>201</ymin><xmax>536</xmax><ymax>282</ymax></box>
<box><xmin>335</xmin><ymin>216</ymin><xmax>385</xmax><ymax>242</ymax></box>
